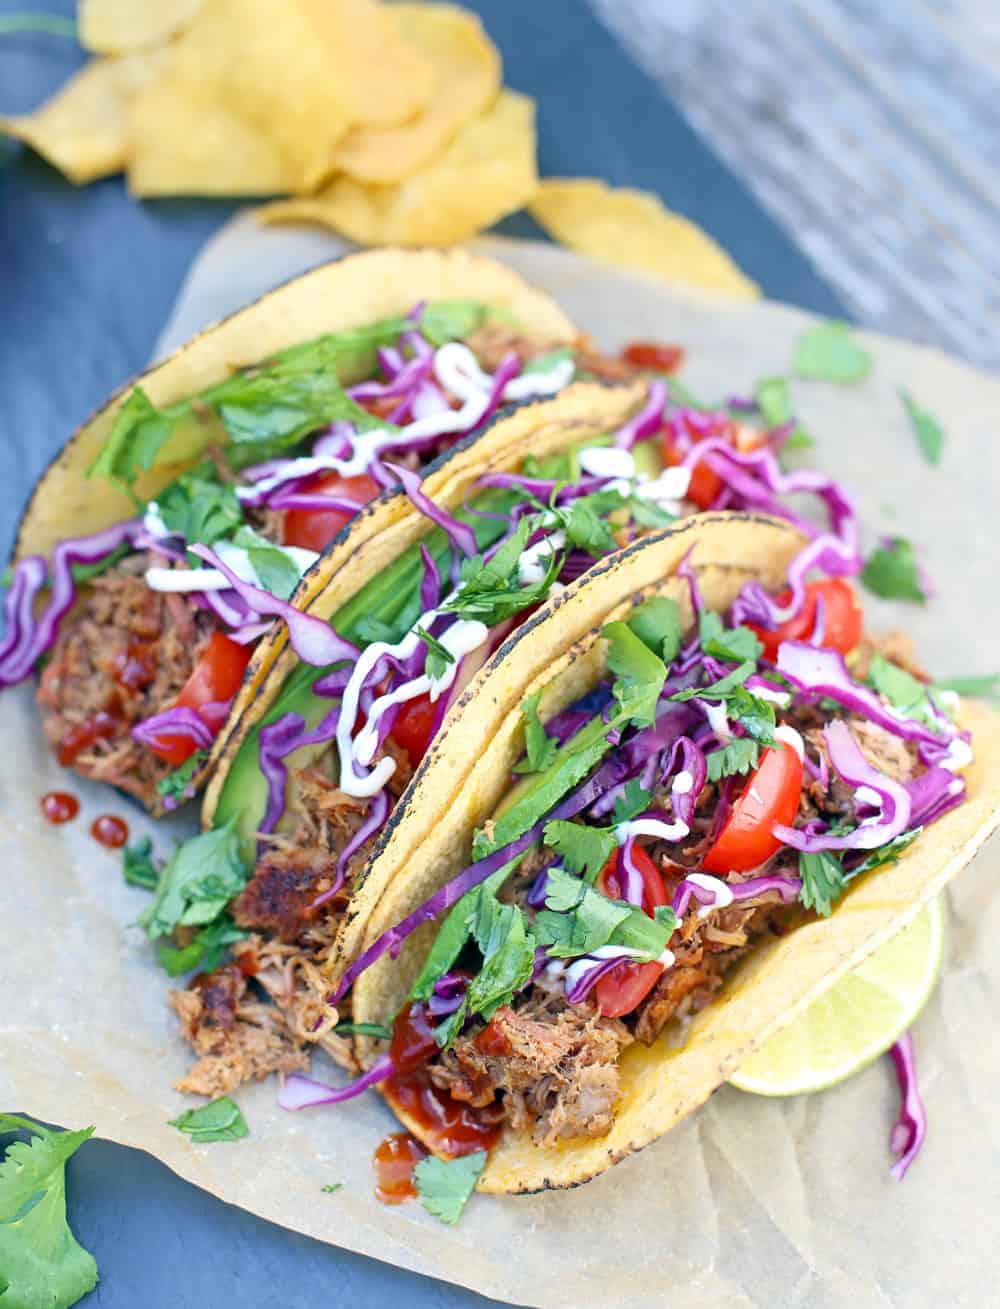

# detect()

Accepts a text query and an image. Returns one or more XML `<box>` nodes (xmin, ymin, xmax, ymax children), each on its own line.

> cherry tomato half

<box><xmin>282</xmin><ymin>472</ymin><xmax>381</xmax><ymax>553</ymax></box>
<box><xmin>388</xmin><ymin>692</ymin><xmax>437</xmax><ymax>766</ymax></box>
<box><xmin>594</xmin><ymin>846</ymin><xmax>670</xmax><ymax>1018</ymax></box>
<box><xmin>597</xmin><ymin>846</ymin><xmax>668</xmax><ymax>915</ymax></box>
<box><xmin>748</xmin><ymin>578</ymin><xmax>863</xmax><ymax>662</ymax></box>
<box><xmin>702</xmin><ymin>744</ymin><xmax>804</xmax><ymax>874</ymax></box>
<box><xmin>661</xmin><ymin>415</ymin><xmax>764</xmax><ymax>511</ymax></box>
<box><xmin>620</xmin><ymin>341</ymin><xmax>685</xmax><ymax>374</ymax></box>
<box><xmin>147</xmin><ymin>632</ymin><xmax>252</xmax><ymax>766</ymax></box>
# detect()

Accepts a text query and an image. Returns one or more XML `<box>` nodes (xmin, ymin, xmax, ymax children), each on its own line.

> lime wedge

<box><xmin>729</xmin><ymin>895</ymin><xmax>945</xmax><ymax>1097</ymax></box>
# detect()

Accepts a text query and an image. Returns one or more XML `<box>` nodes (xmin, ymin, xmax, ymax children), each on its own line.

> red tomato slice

<box><xmin>597</xmin><ymin>846</ymin><xmax>668</xmax><ymax>914</ymax></box>
<box><xmin>283</xmin><ymin>472</ymin><xmax>381</xmax><ymax>553</ymax></box>
<box><xmin>388</xmin><ymin>692</ymin><xmax>437</xmax><ymax>766</ymax></box>
<box><xmin>621</xmin><ymin>341</ymin><xmax>685</xmax><ymax>374</ymax></box>
<box><xmin>595</xmin><ymin>961</ymin><xmax>664</xmax><ymax>1019</ymax></box>
<box><xmin>148</xmin><ymin>632</ymin><xmax>252</xmax><ymax>766</ymax></box>
<box><xmin>702</xmin><ymin>744</ymin><xmax>804</xmax><ymax>874</ymax></box>
<box><xmin>748</xmin><ymin>578</ymin><xmax>863</xmax><ymax>662</ymax></box>
<box><xmin>661</xmin><ymin>415</ymin><xmax>764</xmax><ymax>511</ymax></box>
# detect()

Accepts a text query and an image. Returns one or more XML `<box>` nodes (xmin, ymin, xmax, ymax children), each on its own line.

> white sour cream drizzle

<box><xmin>576</xmin><ymin>447</ymin><xmax>692</xmax><ymax>510</ymax></box>
<box><xmin>144</xmin><ymin>539</ymin><xmax>319</xmax><ymax>595</ymax></box>
<box><xmin>686</xmin><ymin>872</ymin><xmax>735</xmax><ymax>919</ymax></box>
<box><xmin>236</xmin><ymin>344</ymin><xmax>573</xmax><ymax>501</ymax></box>
<box><xmin>700</xmin><ymin>699</ymin><xmax>732</xmax><ymax>740</ymax></box>
<box><xmin>754</xmin><ymin>684</ymin><xmax>793</xmax><ymax>707</ymax></box>
<box><xmin>518</xmin><ymin>531</ymin><xmax>566</xmax><ymax>586</ymax></box>
<box><xmin>941</xmin><ymin>737</ymin><xmax>974</xmax><ymax>772</ymax></box>
<box><xmin>615</xmin><ymin>816</ymin><xmax>690</xmax><ymax>844</ymax></box>
<box><xmin>142</xmin><ymin>501</ymin><xmax>171</xmax><ymax>539</ymax></box>
<box><xmin>774</xmin><ymin>724</ymin><xmax>805</xmax><ymax>760</ymax></box>
<box><xmin>672</xmin><ymin>769</ymin><xmax>694</xmax><ymax>795</ymax></box>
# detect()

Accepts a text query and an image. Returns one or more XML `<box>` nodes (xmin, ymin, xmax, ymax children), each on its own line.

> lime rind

<box><xmin>729</xmin><ymin>894</ymin><xmax>945</xmax><ymax>1097</ymax></box>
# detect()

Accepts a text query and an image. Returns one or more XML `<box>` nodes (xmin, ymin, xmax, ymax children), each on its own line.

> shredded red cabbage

<box><xmin>906</xmin><ymin>767</ymin><xmax>966</xmax><ymax>828</ymax></box>
<box><xmin>384</xmin><ymin>463</ymin><xmax>477</xmax><ymax>556</ymax></box>
<box><xmin>311</xmin><ymin>788</ymin><xmax>391</xmax><ymax>910</ymax></box>
<box><xmin>131</xmin><ymin>706</ymin><xmax>214</xmax><ymax>751</ymax></box>
<box><xmin>191</xmin><ymin>544</ymin><xmax>357</xmax><ymax>667</ymax></box>
<box><xmin>258</xmin><ymin>706</ymin><xmax>342</xmax><ymax>835</ymax></box>
<box><xmin>888</xmin><ymin>1032</ymin><xmax>926</xmax><ymax>1180</ymax></box>
<box><xmin>278</xmin><ymin>1055</ymin><xmax>395</xmax><ymax>1110</ymax></box>
<box><xmin>613</xmin><ymin>381</ymin><xmax>667</xmax><ymax>450</ymax></box>
<box><xmin>617</xmin><ymin>839</ymin><xmax>645</xmax><ymax>906</ymax></box>
<box><xmin>564</xmin><ymin>949</ymin><xmax>643</xmax><ymax>1005</ymax></box>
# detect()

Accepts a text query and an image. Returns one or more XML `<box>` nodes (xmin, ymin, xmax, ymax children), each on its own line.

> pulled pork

<box><xmin>464</xmin><ymin>324</ymin><xmax>638</xmax><ymax>383</ymax></box>
<box><xmin>36</xmin><ymin>552</ymin><xmax>215</xmax><ymax>807</ymax></box>
<box><xmin>431</xmin><ymin>996</ymin><xmax>632</xmax><ymax>1147</ymax></box>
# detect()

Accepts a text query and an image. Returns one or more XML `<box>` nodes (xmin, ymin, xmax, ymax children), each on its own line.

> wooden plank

<box><xmin>590</xmin><ymin>0</ymin><xmax>1000</xmax><ymax>367</ymax></box>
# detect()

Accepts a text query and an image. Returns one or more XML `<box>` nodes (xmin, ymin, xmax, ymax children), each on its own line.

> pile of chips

<box><xmin>1</xmin><ymin>0</ymin><xmax>758</xmax><ymax>298</ymax></box>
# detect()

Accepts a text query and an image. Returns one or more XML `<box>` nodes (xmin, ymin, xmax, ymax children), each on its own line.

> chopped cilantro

<box><xmin>755</xmin><ymin>375</ymin><xmax>813</xmax><ymax>449</ymax></box>
<box><xmin>793</xmin><ymin>322</ymin><xmax>872</xmax><ymax>384</ymax></box>
<box><xmin>698</xmin><ymin>610</ymin><xmax>763</xmax><ymax>664</ymax></box>
<box><xmin>232</xmin><ymin>527</ymin><xmax>302</xmax><ymax>600</ymax></box>
<box><xmin>155</xmin><ymin>751</ymin><xmax>208</xmax><ymax>806</ymax></box>
<box><xmin>158</xmin><ymin>464</ymin><xmax>243</xmax><ymax>556</ymax></box>
<box><xmin>706</xmin><ymin>737</ymin><xmax>760</xmax><ymax>781</ymax></box>
<box><xmin>900</xmin><ymin>389</ymin><xmax>944</xmax><ymax>466</ymax></box>
<box><xmin>868</xmin><ymin>654</ymin><xmax>933</xmax><ymax>723</ymax></box>
<box><xmin>611</xmin><ymin>779</ymin><xmax>654</xmax><ymax>825</ymax></box>
<box><xmin>627</xmin><ymin>496</ymin><xmax>677</xmax><ymax>529</ymax></box>
<box><xmin>138</xmin><ymin>814</ymin><xmax>249</xmax><ymax>940</ymax></box>
<box><xmin>0</xmin><ymin>1115</ymin><xmax>98</xmax><ymax>1309</ymax></box>
<box><xmin>329</xmin><ymin>1022</ymin><xmax>392</xmax><ymax>1040</ymax></box>
<box><xmin>414</xmin><ymin>1150</ymin><xmax>486</xmax><ymax>1225</ymax></box>
<box><xmin>798</xmin><ymin>848</ymin><xmax>847</xmax><ymax>917</ymax></box>
<box><xmin>627</xmin><ymin>595</ymin><xmax>681</xmax><ymax>664</ymax></box>
<box><xmin>122</xmin><ymin>835</ymin><xmax>160</xmax><ymax>890</ymax></box>
<box><xmin>513</xmin><ymin>689</ymin><xmax>558</xmax><ymax>775</ymax></box>
<box><xmin>603</xmin><ymin>619</ymin><xmax>668</xmax><ymax>727</ymax></box>
<box><xmin>415</xmin><ymin>625</ymin><xmax>455</xmax><ymax>681</ymax></box>
<box><xmin>861</xmin><ymin>536</ymin><xmax>927</xmax><ymax>603</ymax></box>
<box><xmin>535</xmin><ymin>868</ymin><xmax>678</xmax><ymax>960</ymax></box>
<box><xmin>671</xmin><ymin>660</ymin><xmax>756</xmax><ymax>702</ymax></box>
<box><xmin>543</xmin><ymin>819</ymin><xmax>617</xmax><ymax>882</ymax></box>
<box><xmin>168</xmin><ymin>1097</ymin><xmax>248</xmax><ymax>1144</ymax></box>
<box><xmin>70</xmin><ymin>541</ymin><xmax>132</xmax><ymax>586</ymax></box>
<box><xmin>321</xmin><ymin>1183</ymin><xmax>344</xmax><ymax>1195</ymax></box>
<box><xmin>157</xmin><ymin>915</ymin><xmax>248</xmax><ymax>977</ymax></box>
<box><xmin>846</xmin><ymin>829</ymin><xmax>923</xmax><ymax>880</ymax></box>
<box><xmin>445</xmin><ymin>518</ymin><xmax>559</xmax><ymax>626</ymax></box>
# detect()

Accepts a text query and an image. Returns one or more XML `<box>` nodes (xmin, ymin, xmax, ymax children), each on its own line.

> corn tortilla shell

<box><xmin>530</xmin><ymin>178</ymin><xmax>760</xmax><ymax>301</ymax></box>
<box><xmin>347</xmin><ymin>514</ymin><xmax>1000</xmax><ymax>1193</ymax></box>
<box><xmin>78</xmin><ymin>0</ymin><xmax>205</xmax><ymax>52</ymax></box>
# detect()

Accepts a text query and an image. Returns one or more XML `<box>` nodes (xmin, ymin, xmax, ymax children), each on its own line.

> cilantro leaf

<box><xmin>421</xmin><ymin>301</ymin><xmax>488</xmax><ymax>347</ymax></box>
<box><xmin>321</xmin><ymin>1183</ymin><xmax>344</xmax><ymax>1195</ymax></box>
<box><xmin>671</xmin><ymin>660</ymin><xmax>756</xmax><ymax>701</ymax></box>
<box><xmin>0</xmin><ymin>1115</ymin><xmax>98</xmax><ymax>1309</ymax></box>
<box><xmin>628</xmin><ymin>595</ymin><xmax>681</xmax><ymax>664</ymax></box>
<box><xmin>861</xmin><ymin>536</ymin><xmax>927</xmax><ymax>603</ymax></box>
<box><xmin>798</xmin><ymin>849</ymin><xmax>847</xmax><ymax>917</ymax></box>
<box><xmin>409</xmin><ymin>863</ymin><xmax>520</xmax><ymax>1002</ymax></box>
<box><xmin>445</xmin><ymin>518</ymin><xmax>559</xmax><ymax>625</ymax></box>
<box><xmin>611</xmin><ymin>779</ymin><xmax>654</xmax><ymax>825</ymax></box>
<box><xmin>754</xmin><ymin>375</ymin><xmax>813</xmax><ymax>448</ymax></box>
<box><xmin>157</xmin><ymin>464</ymin><xmax>243</xmax><ymax>554</ymax></box>
<box><xmin>603</xmin><ymin>620</ymin><xmax>668</xmax><ymax>727</ymax></box>
<box><xmin>846</xmin><ymin>828</ymin><xmax>923</xmax><ymax>879</ymax></box>
<box><xmin>727</xmin><ymin>687</ymin><xmax>778</xmax><ymax>745</ymax></box>
<box><xmin>415</xmin><ymin>625</ymin><xmax>455</xmax><ymax>682</ymax></box>
<box><xmin>535</xmin><ymin>868</ymin><xmax>677</xmax><ymax>959</ymax></box>
<box><xmin>706</xmin><ymin>737</ymin><xmax>760</xmax><ymax>782</ymax></box>
<box><xmin>513</xmin><ymin>689</ymin><xmax>558</xmax><ymax>775</ymax></box>
<box><xmin>868</xmin><ymin>654</ymin><xmax>934</xmax><ymax>725</ymax></box>
<box><xmin>329</xmin><ymin>1022</ymin><xmax>392</xmax><ymax>1040</ymax></box>
<box><xmin>414</xmin><ymin>1151</ymin><xmax>486</xmax><ymax>1225</ymax></box>
<box><xmin>168</xmin><ymin>1097</ymin><xmax>249</xmax><ymax>1144</ymax></box>
<box><xmin>233</xmin><ymin>527</ymin><xmax>302</xmax><ymax>600</ymax></box>
<box><xmin>699</xmin><ymin>610</ymin><xmax>763</xmax><ymax>664</ymax></box>
<box><xmin>155</xmin><ymin>751</ymin><xmax>208</xmax><ymax>806</ymax></box>
<box><xmin>560</xmin><ymin>497</ymin><xmax>618</xmax><ymax>557</ymax></box>
<box><xmin>900</xmin><ymin>389</ymin><xmax>944</xmax><ymax>466</ymax></box>
<box><xmin>122</xmin><ymin>835</ymin><xmax>160</xmax><ymax>890</ymax></box>
<box><xmin>464</xmin><ymin>899</ymin><xmax>537</xmax><ymax>1027</ymax></box>
<box><xmin>793</xmin><ymin>322</ymin><xmax>872</xmax><ymax>384</ymax></box>
<box><xmin>627</xmin><ymin>496</ymin><xmax>677</xmax><ymax>529</ymax></box>
<box><xmin>157</xmin><ymin>915</ymin><xmax>248</xmax><ymax>977</ymax></box>
<box><xmin>138</xmin><ymin>815</ymin><xmax>249</xmax><ymax>940</ymax></box>
<box><xmin>543</xmin><ymin>819</ymin><xmax>617</xmax><ymax>882</ymax></box>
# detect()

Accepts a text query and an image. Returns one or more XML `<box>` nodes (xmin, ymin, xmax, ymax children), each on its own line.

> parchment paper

<box><xmin>4</xmin><ymin>218</ymin><xmax>1000</xmax><ymax>1308</ymax></box>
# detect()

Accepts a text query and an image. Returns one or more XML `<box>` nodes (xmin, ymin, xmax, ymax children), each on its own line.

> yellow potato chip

<box><xmin>258</xmin><ymin>89</ymin><xmax>538</xmax><ymax>246</ymax></box>
<box><xmin>1</xmin><ymin>50</ymin><xmax>168</xmax><ymax>185</ymax></box>
<box><xmin>331</xmin><ymin>3</ymin><xmax>501</xmax><ymax>184</ymax></box>
<box><xmin>128</xmin><ymin>76</ymin><xmax>295</xmax><ymax>197</ymax></box>
<box><xmin>79</xmin><ymin>0</ymin><xmax>205</xmax><ymax>53</ymax></box>
<box><xmin>169</xmin><ymin>0</ymin><xmax>433</xmax><ymax>192</ymax></box>
<box><xmin>529</xmin><ymin>178</ymin><xmax>760</xmax><ymax>300</ymax></box>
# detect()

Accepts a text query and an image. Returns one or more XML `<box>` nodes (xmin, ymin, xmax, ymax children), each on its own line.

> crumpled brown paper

<box><xmin>4</xmin><ymin>220</ymin><xmax>999</xmax><ymax>1308</ymax></box>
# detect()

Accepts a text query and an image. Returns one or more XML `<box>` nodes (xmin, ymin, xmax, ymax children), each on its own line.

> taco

<box><xmin>152</xmin><ymin>380</ymin><xmax>860</xmax><ymax>1096</ymax></box>
<box><xmin>2</xmin><ymin>248</ymin><xmax>599</xmax><ymax>813</ymax></box>
<box><xmin>280</xmin><ymin>513</ymin><xmax>1000</xmax><ymax>1195</ymax></box>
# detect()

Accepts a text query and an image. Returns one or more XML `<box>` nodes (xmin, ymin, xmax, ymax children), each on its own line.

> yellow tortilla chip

<box><xmin>331</xmin><ymin>3</ymin><xmax>501</xmax><ymax>185</ymax></box>
<box><xmin>169</xmin><ymin>0</ymin><xmax>432</xmax><ymax>192</ymax></box>
<box><xmin>259</xmin><ymin>90</ymin><xmax>538</xmax><ymax>246</ymax></box>
<box><xmin>79</xmin><ymin>0</ymin><xmax>205</xmax><ymax>52</ymax></box>
<box><xmin>1</xmin><ymin>50</ymin><xmax>168</xmax><ymax>185</ymax></box>
<box><xmin>128</xmin><ymin>76</ymin><xmax>295</xmax><ymax>197</ymax></box>
<box><xmin>530</xmin><ymin>178</ymin><xmax>760</xmax><ymax>300</ymax></box>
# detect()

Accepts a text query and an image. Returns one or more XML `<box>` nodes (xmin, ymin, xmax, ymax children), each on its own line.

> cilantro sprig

<box><xmin>168</xmin><ymin>1097</ymin><xmax>249</xmax><ymax>1144</ymax></box>
<box><xmin>513</xmin><ymin>689</ymin><xmax>559</xmax><ymax>775</ymax></box>
<box><xmin>414</xmin><ymin>1151</ymin><xmax>487</xmax><ymax>1225</ymax></box>
<box><xmin>415</xmin><ymin>625</ymin><xmax>455</xmax><ymax>681</ymax></box>
<box><xmin>793</xmin><ymin>322</ymin><xmax>872</xmax><ymax>384</ymax></box>
<box><xmin>861</xmin><ymin>536</ymin><xmax>928</xmax><ymax>603</ymax></box>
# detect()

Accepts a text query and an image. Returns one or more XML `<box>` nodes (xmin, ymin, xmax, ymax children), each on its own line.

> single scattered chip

<box><xmin>128</xmin><ymin>76</ymin><xmax>296</xmax><ymax>196</ymax></box>
<box><xmin>1</xmin><ymin>49</ymin><xmax>169</xmax><ymax>184</ymax></box>
<box><xmin>331</xmin><ymin>3</ymin><xmax>501</xmax><ymax>184</ymax></box>
<box><xmin>529</xmin><ymin>178</ymin><xmax>760</xmax><ymax>300</ymax></box>
<box><xmin>168</xmin><ymin>0</ymin><xmax>433</xmax><ymax>192</ymax></box>
<box><xmin>260</xmin><ymin>89</ymin><xmax>538</xmax><ymax>246</ymax></box>
<box><xmin>79</xmin><ymin>0</ymin><xmax>205</xmax><ymax>53</ymax></box>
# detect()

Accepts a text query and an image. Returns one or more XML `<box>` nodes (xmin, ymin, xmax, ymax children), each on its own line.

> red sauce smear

<box><xmin>40</xmin><ymin>791</ymin><xmax>79</xmax><ymax>824</ymax></box>
<box><xmin>373</xmin><ymin>1132</ymin><xmax>427</xmax><ymax>1205</ymax></box>
<box><xmin>383</xmin><ymin>1003</ymin><xmax>502</xmax><ymax>1158</ymax></box>
<box><xmin>91</xmin><ymin>814</ymin><xmax>129</xmax><ymax>849</ymax></box>
<box><xmin>57</xmin><ymin>709</ymin><xmax>122</xmax><ymax>765</ymax></box>
<box><xmin>112</xmin><ymin>636</ymin><xmax>157</xmax><ymax>691</ymax></box>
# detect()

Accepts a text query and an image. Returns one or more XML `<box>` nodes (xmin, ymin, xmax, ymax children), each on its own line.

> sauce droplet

<box><xmin>91</xmin><ymin>814</ymin><xmax>129</xmax><ymax>849</ymax></box>
<box><xmin>40</xmin><ymin>791</ymin><xmax>79</xmax><ymax>824</ymax></box>
<box><xmin>373</xmin><ymin>1132</ymin><xmax>426</xmax><ymax>1205</ymax></box>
